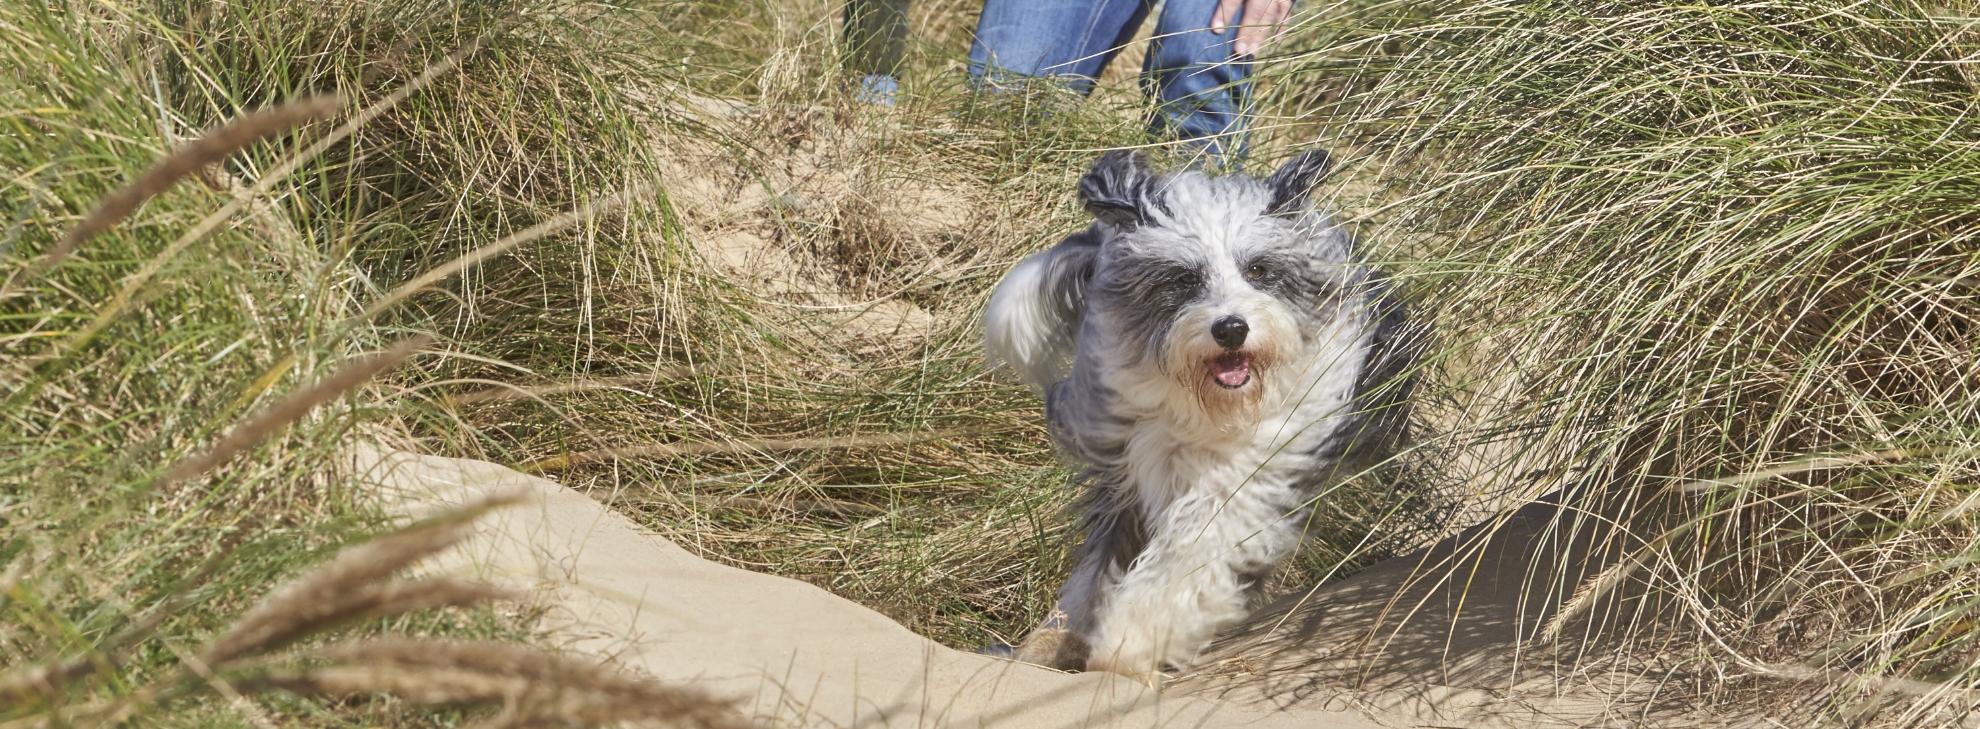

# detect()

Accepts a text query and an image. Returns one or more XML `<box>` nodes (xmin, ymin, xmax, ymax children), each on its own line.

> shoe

<box><xmin>854</xmin><ymin>74</ymin><xmax>900</xmax><ymax>106</ymax></box>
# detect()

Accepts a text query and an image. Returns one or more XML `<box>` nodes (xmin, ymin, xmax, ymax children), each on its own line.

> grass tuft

<box><xmin>1259</xmin><ymin>0</ymin><xmax>1980</xmax><ymax>721</ymax></box>
<box><xmin>201</xmin><ymin>492</ymin><xmax>513</xmax><ymax>665</ymax></box>
<box><xmin>7</xmin><ymin>95</ymin><xmax>340</xmax><ymax>288</ymax></box>
<box><xmin>2</xmin><ymin>0</ymin><xmax>723</xmax><ymax>725</ymax></box>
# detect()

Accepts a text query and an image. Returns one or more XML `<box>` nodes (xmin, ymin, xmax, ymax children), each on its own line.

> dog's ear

<box><xmin>984</xmin><ymin>229</ymin><xmax>1102</xmax><ymax>387</ymax></box>
<box><xmin>1266</xmin><ymin>150</ymin><xmax>1333</xmax><ymax>215</ymax></box>
<box><xmin>1078</xmin><ymin>150</ymin><xmax>1155</xmax><ymax>229</ymax></box>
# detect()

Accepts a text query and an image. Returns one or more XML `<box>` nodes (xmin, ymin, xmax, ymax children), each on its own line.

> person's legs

<box><xmin>843</xmin><ymin>0</ymin><xmax>912</xmax><ymax>104</ymax></box>
<box><xmin>968</xmin><ymin>0</ymin><xmax>1153</xmax><ymax>95</ymax></box>
<box><xmin>1143</xmin><ymin>0</ymin><xmax>1254</xmax><ymax>162</ymax></box>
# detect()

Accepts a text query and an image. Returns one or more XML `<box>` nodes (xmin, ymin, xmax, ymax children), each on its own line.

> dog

<box><xmin>980</xmin><ymin>150</ymin><xmax>1420</xmax><ymax>680</ymax></box>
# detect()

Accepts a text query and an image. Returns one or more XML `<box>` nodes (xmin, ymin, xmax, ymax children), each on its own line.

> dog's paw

<box><xmin>1012</xmin><ymin>628</ymin><xmax>1089</xmax><ymax>671</ymax></box>
<box><xmin>1084</xmin><ymin>638</ymin><xmax>1166</xmax><ymax>685</ymax></box>
<box><xmin>1084</xmin><ymin>652</ymin><xmax>1165</xmax><ymax>687</ymax></box>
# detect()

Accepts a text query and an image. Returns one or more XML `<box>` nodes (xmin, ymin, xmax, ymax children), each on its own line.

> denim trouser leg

<box><xmin>967</xmin><ymin>0</ymin><xmax>1255</xmax><ymax>161</ymax></box>
<box><xmin>968</xmin><ymin>0</ymin><xmax>1152</xmax><ymax>95</ymax></box>
<box><xmin>1144</xmin><ymin>0</ymin><xmax>1252</xmax><ymax>161</ymax></box>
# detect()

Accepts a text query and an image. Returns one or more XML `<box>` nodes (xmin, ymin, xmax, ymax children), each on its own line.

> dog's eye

<box><xmin>1244</xmin><ymin>263</ymin><xmax>1269</xmax><ymax>281</ymax></box>
<box><xmin>1176</xmin><ymin>271</ymin><xmax>1201</xmax><ymax>287</ymax></box>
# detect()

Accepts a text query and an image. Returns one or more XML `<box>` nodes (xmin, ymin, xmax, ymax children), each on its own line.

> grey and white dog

<box><xmin>982</xmin><ymin>150</ymin><xmax>1419</xmax><ymax>679</ymax></box>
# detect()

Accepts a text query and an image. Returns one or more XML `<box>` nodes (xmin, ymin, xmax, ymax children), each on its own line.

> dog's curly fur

<box><xmin>982</xmin><ymin>150</ymin><xmax>1421</xmax><ymax>679</ymax></box>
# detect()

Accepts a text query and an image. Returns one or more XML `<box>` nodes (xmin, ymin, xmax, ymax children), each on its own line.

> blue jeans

<box><xmin>968</xmin><ymin>0</ymin><xmax>1254</xmax><ymax>161</ymax></box>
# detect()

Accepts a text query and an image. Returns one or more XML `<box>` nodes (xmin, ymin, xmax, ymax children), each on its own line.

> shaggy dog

<box><xmin>981</xmin><ymin>150</ymin><xmax>1420</xmax><ymax>680</ymax></box>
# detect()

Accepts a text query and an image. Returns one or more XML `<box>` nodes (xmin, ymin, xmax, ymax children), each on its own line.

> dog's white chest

<box><xmin>1116</xmin><ymin>420</ymin><xmax>1293</xmax><ymax>520</ymax></box>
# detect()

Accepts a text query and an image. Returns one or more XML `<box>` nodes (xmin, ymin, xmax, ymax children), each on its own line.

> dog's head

<box><xmin>1078</xmin><ymin>150</ymin><xmax>1354</xmax><ymax>421</ymax></box>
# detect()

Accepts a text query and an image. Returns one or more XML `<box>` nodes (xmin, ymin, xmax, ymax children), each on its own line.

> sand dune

<box><xmin>1183</xmin><ymin>493</ymin><xmax>1746</xmax><ymax>728</ymax></box>
<box><xmin>355</xmin><ymin>446</ymin><xmax>1751</xmax><ymax>728</ymax></box>
<box><xmin>356</xmin><ymin>447</ymin><xmax>1382</xmax><ymax>728</ymax></box>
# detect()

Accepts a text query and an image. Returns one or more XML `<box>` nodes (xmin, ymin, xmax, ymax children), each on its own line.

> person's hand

<box><xmin>1210</xmin><ymin>0</ymin><xmax>1294</xmax><ymax>58</ymax></box>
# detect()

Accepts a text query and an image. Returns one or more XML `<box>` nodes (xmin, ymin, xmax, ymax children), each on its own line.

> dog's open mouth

<box><xmin>1208</xmin><ymin>352</ymin><xmax>1253</xmax><ymax>389</ymax></box>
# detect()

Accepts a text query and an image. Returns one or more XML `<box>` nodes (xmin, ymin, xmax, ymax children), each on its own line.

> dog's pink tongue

<box><xmin>1211</xmin><ymin>353</ymin><xmax>1252</xmax><ymax>387</ymax></box>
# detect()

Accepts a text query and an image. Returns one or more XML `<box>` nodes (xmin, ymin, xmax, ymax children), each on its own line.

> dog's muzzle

<box><xmin>1208</xmin><ymin>316</ymin><xmax>1254</xmax><ymax>389</ymax></box>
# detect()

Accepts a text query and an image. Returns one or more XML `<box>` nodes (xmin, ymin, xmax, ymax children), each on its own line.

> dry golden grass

<box><xmin>1254</xmin><ymin>0</ymin><xmax>1980</xmax><ymax>722</ymax></box>
<box><xmin>20</xmin><ymin>0</ymin><xmax>1980</xmax><ymax>726</ymax></box>
<box><xmin>160</xmin><ymin>335</ymin><xmax>433</xmax><ymax>488</ymax></box>
<box><xmin>2</xmin><ymin>6</ymin><xmax>758</xmax><ymax>724</ymax></box>
<box><xmin>202</xmin><ymin>496</ymin><xmax>507</xmax><ymax>664</ymax></box>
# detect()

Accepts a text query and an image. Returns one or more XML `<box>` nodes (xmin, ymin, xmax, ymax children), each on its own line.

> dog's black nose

<box><xmin>1211</xmin><ymin>316</ymin><xmax>1249</xmax><ymax>349</ymax></box>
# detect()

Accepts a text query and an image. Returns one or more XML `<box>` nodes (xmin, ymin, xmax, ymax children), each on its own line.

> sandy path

<box><xmin>1182</xmin><ymin>494</ymin><xmax>1728</xmax><ymax>728</ymax></box>
<box><xmin>356</xmin><ymin>447</ymin><xmax>1387</xmax><ymax>728</ymax></box>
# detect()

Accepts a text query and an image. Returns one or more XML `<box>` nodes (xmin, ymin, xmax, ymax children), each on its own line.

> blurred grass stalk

<box><xmin>2</xmin><ymin>0</ymin><xmax>694</xmax><ymax>725</ymax></box>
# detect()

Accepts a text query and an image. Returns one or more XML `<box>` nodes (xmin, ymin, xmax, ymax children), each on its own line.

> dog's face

<box><xmin>1079</xmin><ymin>151</ymin><xmax>1353</xmax><ymax>420</ymax></box>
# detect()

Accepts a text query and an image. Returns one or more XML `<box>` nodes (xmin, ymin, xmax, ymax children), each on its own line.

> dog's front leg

<box><xmin>1084</xmin><ymin>489</ymin><xmax>1304</xmax><ymax>680</ymax></box>
<box><xmin>1010</xmin><ymin>501</ymin><xmax>1144</xmax><ymax>670</ymax></box>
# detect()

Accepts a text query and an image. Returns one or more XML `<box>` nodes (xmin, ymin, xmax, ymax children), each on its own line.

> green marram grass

<box><xmin>0</xmin><ymin>0</ymin><xmax>712</xmax><ymax>725</ymax></box>
<box><xmin>1260</xmin><ymin>0</ymin><xmax>1980</xmax><ymax>722</ymax></box>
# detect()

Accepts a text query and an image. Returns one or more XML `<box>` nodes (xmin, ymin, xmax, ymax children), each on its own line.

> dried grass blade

<box><xmin>13</xmin><ymin>96</ymin><xmax>340</xmax><ymax>285</ymax></box>
<box><xmin>439</xmin><ymin>371</ymin><xmax>690</xmax><ymax>407</ymax></box>
<box><xmin>350</xmin><ymin>184</ymin><xmax>651</xmax><ymax>325</ymax></box>
<box><xmin>158</xmin><ymin>334</ymin><xmax>432</xmax><ymax>487</ymax></box>
<box><xmin>1538</xmin><ymin>448</ymin><xmax>1924</xmax><ymax>644</ymax></box>
<box><xmin>519</xmin><ymin>428</ymin><xmax>968</xmax><ymax>473</ymax></box>
<box><xmin>254</xmin><ymin>638</ymin><xmax>753</xmax><ymax>729</ymax></box>
<box><xmin>201</xmin><ymin>492</ymin><xmax>520</xmax><ymax>664</ymax></box>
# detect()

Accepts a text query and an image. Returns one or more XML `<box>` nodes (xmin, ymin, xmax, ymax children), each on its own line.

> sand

<box><xmin>1182</xmin><ymin>494</ymin><xmax>1736</xmax><ymax>728</ymax></box>
<box><xmin>352</xmin><ymin>442</ymin><xmax>1752</xmax><ymax>729</ymax></box>
<box><xmin>355</xmin><ymin>447</ymin><xmax>1385</xmax><ymax>728</ymax></box>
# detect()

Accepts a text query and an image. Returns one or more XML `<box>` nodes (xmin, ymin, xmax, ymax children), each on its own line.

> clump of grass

<box><xmin>8</xmin><ymin>491</ymin><xmax>748</xmax><ymax>729</ymax></box>
<box><xmin>1264</xmin><ymin>0</ymin><xmax>1980</xmax><ymax>722</ymax></box>
<box><xmin>2</xmin><ymin>0</ymin><xmax>717</xmax><ymax>725</ymax></box>
<box><xmin>4</xmin><ymin>95</ymin><xmax>340</xmax><ymax>287</ymax></box>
